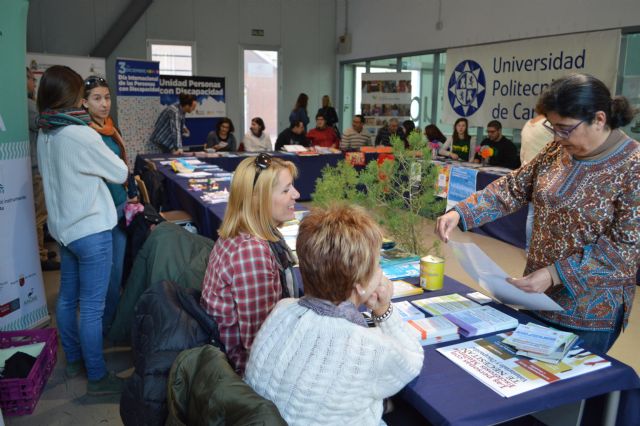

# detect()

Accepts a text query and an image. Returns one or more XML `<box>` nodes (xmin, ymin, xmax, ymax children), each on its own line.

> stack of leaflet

<box><xmin>393</xmin><ymin>301</ymin><xmax>425</xmax><ymax>321</ymax></box>
<box><xmin>411</xmin><ymin>293</ymin><xmax>519</xmax><ymax>337</ymax></box>
<box><xmin>405</xmin><ymin>316</ymin><xmax>459</xmax><ymax>346</ymax></box>
<box><xmin>502</xmin><ymin>323</ymin><xmax>579</xmax><ymax>364</ymax></box>
<box><xmin>391</xmin><ymin>280</ymin><xmax>424</xmax><ymax>299</ymax></box>
<box><xmin>380</xmin><ymin>248</ymin><xmax>421</xmax><ymax>280</ymax></box>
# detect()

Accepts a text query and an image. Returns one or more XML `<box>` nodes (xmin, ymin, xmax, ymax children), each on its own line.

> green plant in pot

<box><xmin>313</xmin><ymin>130</ymin><xmax>446</xmax><ymax>258</ymax></box>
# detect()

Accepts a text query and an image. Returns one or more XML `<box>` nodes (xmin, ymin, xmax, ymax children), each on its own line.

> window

<box><xmin>243</xmin><ymin>49</ymin><xmax>279</xmax><ymax>148</ymax></box>
<box><xmin>148</xmin><ymin>42</ymin><xmax>194</xmax><ymax>76</ymax></box>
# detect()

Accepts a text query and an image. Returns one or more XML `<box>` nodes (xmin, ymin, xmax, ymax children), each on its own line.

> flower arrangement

<box><xmin>476</xmin><ymin>145</ymin><xmax>495</xmax><ymax>159</ymax></box>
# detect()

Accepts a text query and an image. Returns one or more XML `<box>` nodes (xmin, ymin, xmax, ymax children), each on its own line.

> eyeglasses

<box><xmin>84</xmin><ymin>76</ymin><xmax>107</xmax><ymax>90</ymax></box>
<box><xmin>543</xmin><ymin>120</ymin><xmax>585</xmax><ymax>140</ymax></box>
<box><xmin>252</xmin><ymin>153</ymin><xmax>273</xmax><ymax>188</ymax></box>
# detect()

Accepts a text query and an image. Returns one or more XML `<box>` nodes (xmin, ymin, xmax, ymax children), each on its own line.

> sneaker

<box><xmin>64</xmin><ymin>360</ymin><xmax>84</xmax><ymax>379</ymax></box>
<box><xmin>41</xmin><ymin>258</ymin><xmax>60</xmax><ymax>271</ymax></box>
<box><xmin>87</xmin><ymin>372</ymin><xmax>124</xmax><ymax>396</ymax></box>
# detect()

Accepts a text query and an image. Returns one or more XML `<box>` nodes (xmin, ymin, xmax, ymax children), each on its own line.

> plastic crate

<box><xmin>0</xmin><ymin>328</ymin><xmax>58</xmax><ymax>416</ymax></box>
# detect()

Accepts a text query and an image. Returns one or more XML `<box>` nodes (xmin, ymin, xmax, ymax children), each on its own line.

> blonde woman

<box><xmin>200</xmin><ymin>154</ymin><xmax>300</xmax><ymax>374</ymax></box>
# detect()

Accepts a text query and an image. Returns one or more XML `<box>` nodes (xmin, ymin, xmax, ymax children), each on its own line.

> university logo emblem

<box><xmin>447</xmin><ymin>60</ymin><xmax>486</xmax><ymax>117</ymax></box>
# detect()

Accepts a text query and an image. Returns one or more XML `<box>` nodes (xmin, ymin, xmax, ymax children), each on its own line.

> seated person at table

<box><xmin>200</xmin><ymin>154</ymin><xmax>300</xmax><ymax>374</ymax></box>
<box><xmin>474</xmin><ymin>120</ymin><xmax>521</xmax><ymax>169</ymax></box>
<box><xmin>439</xmin><ymin>117</ymin><xmax>476</xmax><ymax>161</ymax></box>
<box><xmin>242</xmin><ymin>117</ymin><xmax>272</xmax><ymax>152</ymax></box>
<box><xmin>275</xmin><ymin>120</ymin><xmax>309</xmax><ymax>151</ymax></box>
<box><xmin>340</xmin><ymin>114</ymin><xmax>372</xmax><ymax>151</ymax></box>
<box><xmin>206</xmin><ymin>117</ymin><xmax>237</xmax><ymax>152</ymax></box>
<box><xmin>306</xmin><ymin>113</ymin><xmax>340</xmax><ymax>149</ymax></box>
<box><xmin>375</xmin><ymin>118</ymin><xmax>405</xmax><ymax>146</ymax></box>
<box><xmin>245</xmin><ymin>204</ymin><xmax>424</xmax><ymax>425</ymax></box>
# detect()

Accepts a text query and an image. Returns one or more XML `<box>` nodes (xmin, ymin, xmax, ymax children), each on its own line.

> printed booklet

<box><xmin>437</xmin><ymin>333</ymin><xmax>611</xmax><ymax>398</ymax></box>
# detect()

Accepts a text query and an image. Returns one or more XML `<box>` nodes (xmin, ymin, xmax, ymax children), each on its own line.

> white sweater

<box><xmin>37</xmin><ymin>125</ymin><xmax>128</xmax><ymax>245</ymax></box>
<box><xmin>242</xmin><ymin>132</ymin><xmax>272</xmax><ymax>152</ymax></box>
<box><xmin>244</xmin><ymin>299</ymin><xmax>424</xmax><ymax>426</ymax></box>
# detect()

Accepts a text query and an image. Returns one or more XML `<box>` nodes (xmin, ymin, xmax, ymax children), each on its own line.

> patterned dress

<box><xmin>455</xmin><ymin>130</ymin><xmax>640</xmax><ymax>331</ymax></box>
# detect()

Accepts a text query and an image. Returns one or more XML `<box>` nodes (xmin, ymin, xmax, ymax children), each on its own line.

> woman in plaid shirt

<box><xmin>201</xmin><ymin>154</ymin><xmax>300</xmax><ymax>374</ymax></box>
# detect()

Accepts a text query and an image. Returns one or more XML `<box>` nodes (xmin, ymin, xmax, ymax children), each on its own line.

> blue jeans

<box><xmin>57</xmin><ymin>230</ymin><xmax>112</xmax><ymax>381</ymax></box>
<box><xmin>103</xmin><ymin>203</ymin><xmax>126</xmax><ymax>334</ymax></box>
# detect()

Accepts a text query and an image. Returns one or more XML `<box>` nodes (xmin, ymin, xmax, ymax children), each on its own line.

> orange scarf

<box><xmin>89</xmin><ymin>116</ymin><xmax>128</xmax><ymax>165</ymax></box>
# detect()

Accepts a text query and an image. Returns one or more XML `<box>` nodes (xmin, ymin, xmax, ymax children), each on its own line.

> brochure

<box><xmin>437</xmin><ymin>333</ymin><xmax>611</xmax><ymax>398</ymax></box>
<box><xmin>406</xmin><ymin>316</ymin><xmax>460</xmax><ymax>346</ymax></box>
<box><xmin>391</xmin><ymin>280</ymin><xmax>424</xmax><ymax>299</ymax></box>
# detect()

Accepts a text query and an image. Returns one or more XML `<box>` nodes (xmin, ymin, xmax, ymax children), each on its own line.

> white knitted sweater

<box><xmin>244</xmin><ymin>299</ymin><xmax>424</xmax><ymax>426</ymax></box>
<box><xmin>37</xmin><ymin>125</ymin><xmax>128</xmax><ymax>245</ymax></box>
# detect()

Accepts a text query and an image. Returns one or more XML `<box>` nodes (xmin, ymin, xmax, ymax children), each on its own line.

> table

<box><xmin>396</xmin><ymin>276</ymin><xmax>640</xmax><ymax>426</ymax></box>
<box><xmin>135</xmin><ymin>152</ymin><xmax>378</xmax><ymax>201</ymax></box>
<box><xmin>136</xmin><ymin>153</ymin><xmax>525</xmax><ymax>249</ymax></box>
<box><xmin>146</xmin><ymin>159</ymin><xmax>307</xmax><ymax>240</ymax></box>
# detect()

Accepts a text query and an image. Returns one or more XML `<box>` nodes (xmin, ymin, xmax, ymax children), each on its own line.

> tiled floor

<box><xmin>5</xmin><ymin>223</ymin><xmax>639</xmax><ymax>425</ymax></box>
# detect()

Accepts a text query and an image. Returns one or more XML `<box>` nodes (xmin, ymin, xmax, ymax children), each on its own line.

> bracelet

<box><xmin>372</xmin><ymin>303</ymin><xmax>393</xmax><ymax>323</ymax></box>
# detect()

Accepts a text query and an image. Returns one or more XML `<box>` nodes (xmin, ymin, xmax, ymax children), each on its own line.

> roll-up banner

<box><xmin>361</xmin><ymin>72</ymin><xmax>412</xmax><ymax>139</ymax></box>
<box><xmin>0</xmin><ymin>0</ymin><xmax>49</xmax><ymax>330</ymax></box>
<box><xmin>442</xmin><ymin>30</ymin><xmax>621</xmax><ymax>129</ymax></box>
<box><xmin>115</xmin><ymin>58</ymin><xmax>161</xmax><ymax>164</ymax></box>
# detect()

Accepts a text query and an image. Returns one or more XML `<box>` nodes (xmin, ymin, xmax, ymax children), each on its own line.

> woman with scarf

<box><xmin>200</xmin><ymin>153</ymin><xmax>300</xmax><ymax>374</ymax></box>
<box><xmin>37</xmin><ymin>66</ymin><xmax>127</xmax><ymax>395</ymax></box>
<box><xmin>245</xmin><ymin>204</ymin><xmax>424</xmax><ymax>425</ymax></box>
<box><xmin>82</xmin><ymin>76</ymin><xmax>138</xmax><ymax>335</ymax></box>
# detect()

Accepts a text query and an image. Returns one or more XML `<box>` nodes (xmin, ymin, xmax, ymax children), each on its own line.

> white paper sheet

<box><xmin>449</xmin><ymin>241</ymin><xmax>563</xmax><ymax>311</ymax></box>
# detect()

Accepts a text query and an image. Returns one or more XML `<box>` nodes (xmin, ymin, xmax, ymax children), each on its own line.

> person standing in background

<box><xmin>289</xmin><ymin>93</ymin><xmax>310</xmax><ymax>131</ymax></box>
<box><xmin>149</xmin><ymin>94</ymin><xmax>197</xmax><ymax>154</ymax></box>
<box><xmin>242</xmin><ymin>117</ymin><xmax>272</xmax><ymax>152</ymax></box>
<box><xmin>520</xmin><ymin>108</ymin><xmax>552</xmax><ymax>250</ymax></box>
<box><xmin>82</xmin><ymin>76</ymin><xmax>139</xmax><ymax>335</ymax></box>
<box><xmin>27</xmin><ymin>67</ymin><xmax>60</xmax><ymax>271</ymax></box>
<box><xmin>37</xmin><ymin>65</ymin><xmax>128</xmax><ymax>394</ymax></box>
<box><xmin>317</xmin><ymin>95</ymin><xmax>339</xmax><ymax>137</ymax></box>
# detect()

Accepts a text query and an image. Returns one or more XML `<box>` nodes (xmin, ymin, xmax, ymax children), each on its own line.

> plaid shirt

<box><xmin>149</xmin><ymin>103</ymin><xmax>184</xmax><ymax>151</ymax></box>
<box><xmin>201</xmin><ymin>233</ymin><xmax>282</xmax><ymax>374</ymax></box>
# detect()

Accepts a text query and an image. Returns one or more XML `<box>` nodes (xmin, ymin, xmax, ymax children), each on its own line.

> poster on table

<box><xmin>0</xmin><ymin>0</ymin><xmax>49</xmax><ymax>330</ymax></box>
<box><xmin>446</xmin><ymin>167</ymin><xmax>478</xmax><ymax>210</ymax></box>
<box><xmin>442</xmin><ymin>30</ymin><xmax>620</xmax><ymax>129</ymax></box>
<box><xmin>361</xmin><ymin>72</ymin><xmax>412</xmax><ymax>141</ymax></box>
<box><xmin>115</xmin><ymin>58</ymin><xmax>161</xmax><ymax>166</ymax></box>
<box><xmin>159</xmin><ymin>75</ymin><xmax>226</xmax><ymax>148</ymax></box>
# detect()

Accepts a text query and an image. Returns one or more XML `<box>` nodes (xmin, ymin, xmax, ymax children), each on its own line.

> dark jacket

<box><xmin>274</xmin><ymin>128</ymin><xmax>310</xmax><ymax>151</ymax></box>
<box><xmin>108</xmin><ymin>222</ymin><xmax>215</xmax><ymax>344</ymax></box>
<box><xmin>120</xmin><ymin>280</ymin><xmax>224</xmax><ymax>426</ymax></box>
<box><xmin>477</xmin><ymin>136</ymin><xmax>521</xmax><ymax>169</ymax></box>
<box><xmin>166</xmin><ymin>345</ymin><xmax>286</xmax><ymax>426</ymax></box>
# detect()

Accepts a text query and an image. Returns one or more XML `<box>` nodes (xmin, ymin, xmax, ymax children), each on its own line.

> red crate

<box><xmin>0</xmin><ymin>328</ymin><xmax>58</xmax><ymax>416</ymax></box>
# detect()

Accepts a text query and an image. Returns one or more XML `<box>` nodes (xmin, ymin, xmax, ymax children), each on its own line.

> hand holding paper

<box><xmin>506</xmin><ymin>268</ymin><xmax>553</xmax><ymax>294</ymax></box>
<box><xmin>449</xmin><ymin>241</ymin><xmax>562</xmax><ymax>311</ymax></box>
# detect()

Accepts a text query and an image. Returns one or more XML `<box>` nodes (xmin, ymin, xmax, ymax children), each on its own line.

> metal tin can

<box><xmin>420</xmin><ymin>255</ymin><xmax>444</xmax><ymax>291</ymax></box>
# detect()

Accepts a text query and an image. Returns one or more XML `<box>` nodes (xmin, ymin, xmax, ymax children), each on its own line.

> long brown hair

<box><xmin>37</xmin><ymin>65</ymin><xmax>83</xmax><ymax>113</ymax></box>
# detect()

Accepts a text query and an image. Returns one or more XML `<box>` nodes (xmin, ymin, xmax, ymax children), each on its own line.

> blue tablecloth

<box><xmin>135</xmin><ymin>154</ymin><xmax>527</xmax><ymax>250</ymax></box>
<box><xmin>396</xmin><ymin>277</ymin><xmax>640</xmax><ymax>426</ymax></box>
<box><xmin>135</xmin><ymin>152</ymin><xmax>378</xmax><ymax>201</ymax></box>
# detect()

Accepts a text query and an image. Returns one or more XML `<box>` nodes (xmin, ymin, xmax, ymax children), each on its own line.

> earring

<box><xmin>358</xmin><ymin>289</ymin><xmax>365</xmax><ymax>296</ymax></box>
